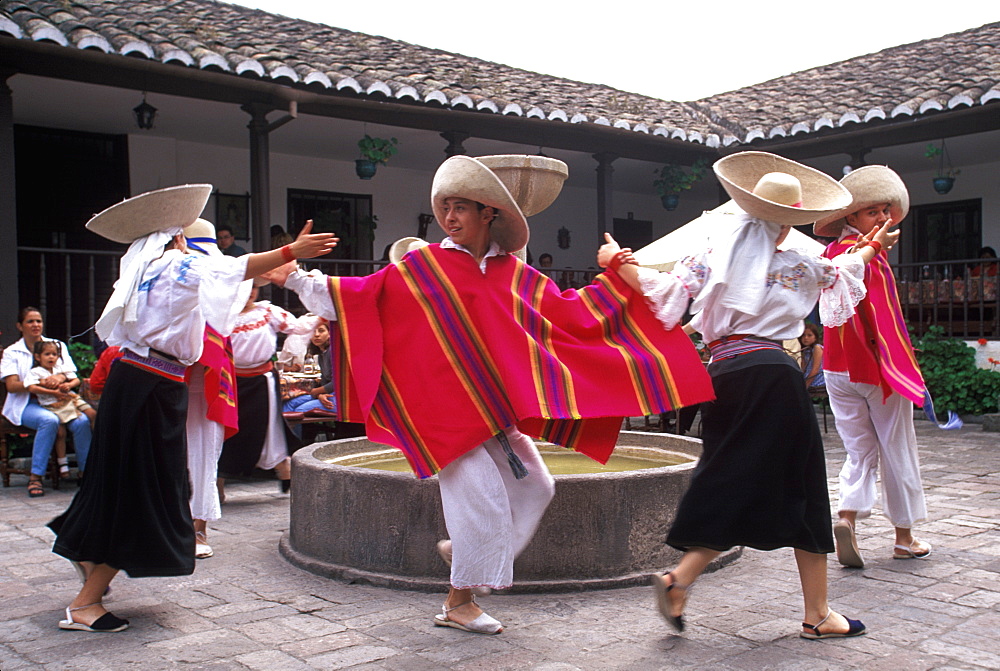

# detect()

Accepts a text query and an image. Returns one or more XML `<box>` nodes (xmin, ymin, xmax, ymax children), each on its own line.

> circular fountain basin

<box><xmin>280</xmin><ymin>431</ymin><xmax>741</xmax><ymax>592</ymax></box>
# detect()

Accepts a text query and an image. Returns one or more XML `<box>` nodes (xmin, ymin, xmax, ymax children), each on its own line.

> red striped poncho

<box><xmin>822</xmin><ymin>235</ymin><xmax>925</xmax><ymax>404</ymax></box>
<box><xmin>327</xmin><ymin>244</ymin><xmax>714</xmax><ymax>478</ymax></box>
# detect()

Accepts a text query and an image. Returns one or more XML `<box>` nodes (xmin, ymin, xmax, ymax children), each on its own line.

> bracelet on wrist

<box><xmin>868</xmin><ymin>240</ymin><xmax>883</xmax><ymax>254</ymax></box>
<box><xmin>280</xmin><ymin>245</ymin><xmax>296</xmax><ymax>263</ymax></box>
<box><xmin>608</xmin><ymin>252</ymin><xmax>627</xmax><ymax>272</ymax></box>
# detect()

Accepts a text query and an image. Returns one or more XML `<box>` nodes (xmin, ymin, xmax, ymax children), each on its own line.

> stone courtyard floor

<box><xmin>1</xmin><ymin>417</ymin><xmax>998</xmax><ymax>670</ymax></box>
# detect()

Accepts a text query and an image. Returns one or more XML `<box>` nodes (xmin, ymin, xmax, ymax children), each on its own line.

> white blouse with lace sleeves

<box><xmin>635</xmin><ymin>266</ymin><xmax>692</xmax><ymax>331</ymax></box>
<box><xmin>818</xmin><ymin>251</ymin><xmax>868</xmax><ymax>328</ymax></box>
<box><xmin>230</xmin><ymin>303</ymin><xmax>320</xmax><ymax>368</ymax></box>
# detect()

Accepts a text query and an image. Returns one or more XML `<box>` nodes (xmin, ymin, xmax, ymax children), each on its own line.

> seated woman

<box><xmin>799</xmin><ymin>322</ymin><xmax>826</xmax><ymax>394</ymax></box>
<box><xmin>1</xmin><ymin>307</ymin><xmax>92</xmax><ymax>496</ymax></box>
<box><xmin>281</xmin><ymin>320</ymin><xmax>337</xmax><ymax>419</ymax></box>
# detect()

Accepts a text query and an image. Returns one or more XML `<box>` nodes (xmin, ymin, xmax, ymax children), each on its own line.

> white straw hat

<box><xmin>813</xmin><ymin>166</ymin><xmax>909</xmax><ymax>238</ymax></box>
<box><xmin>714</xmin><ymin>152</ymin><xmax>852</xmax><ymax>226</ymax></box>
<box><xmin>86</xmin><ymin>184</ymin><xmax>212</xmax><ymax>243</ymax></box>
<box><xmin>431</xmin><ymin>155</ymin><xmax>569</xmax><ymax>253</ymax></box>
<box><xmin>388</xmin><ymin>236</ymin><xmax>430</xmax><ymax>264</ymax></box>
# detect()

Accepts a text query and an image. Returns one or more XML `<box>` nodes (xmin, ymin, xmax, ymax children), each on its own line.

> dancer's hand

<box><xmin>289</xmin><ymin>220</ymin><xmax>338</xmax><ymax>259</ymax></box>
<box><xmin>597</xmin><ymin>233</ymin><xmax>638</xmax><ymax>269</ymax></box>
<box><xmin>260</xmin><ymin>261</ymin><xmax>299</xmax><ymax>287</ymax></box>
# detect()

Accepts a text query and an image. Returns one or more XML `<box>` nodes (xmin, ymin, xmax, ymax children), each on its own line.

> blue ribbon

<box><xmin>922</xmin><ymin>390</ymin><xmax>963</xmax><ymax>430</ymax></box>
<box><xmin>185</xmin><ymin>236</ymin><xmax>216</xmax><ymax>256</ymax></box>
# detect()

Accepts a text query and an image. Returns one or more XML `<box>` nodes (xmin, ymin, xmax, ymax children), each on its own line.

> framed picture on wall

<box><xmin>216</xmin><ymin>192</ymin><xmax>250</xmax><ymax>240</ymax></box>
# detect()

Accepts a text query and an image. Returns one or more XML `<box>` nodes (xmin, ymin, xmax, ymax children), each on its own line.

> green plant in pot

<box><xmin>924</xmin><ymin>142</ymin><xmax>960</xmax><ymax>195</ymax></box>
<box><xmin>356</xmin><ymin>135</ymin><xmax>399</xmax><ymax>179</ymax></box>
<box><xmin>653</xmin><ymin>158</ymin><xmax>709</xmax><ymax>210</ymax></box>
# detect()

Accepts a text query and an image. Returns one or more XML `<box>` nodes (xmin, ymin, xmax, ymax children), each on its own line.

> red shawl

<box><xmin>187</xmin><ymin>325</ymin><xmax>239</xmax><ymax>439</ymax></box>
<box><xmin>327</xmin><ymin>244</ymin><xmax>714</xmax><ymax>478</ymax></box>
<box><xmin>822</xmin><ymin>235</ymin><xmax>925</xmax><ymax>404</ymax></box>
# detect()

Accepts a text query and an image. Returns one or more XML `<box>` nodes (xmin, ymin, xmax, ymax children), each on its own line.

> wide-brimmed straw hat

<box><xmin>714</xmin><ymin>152</ymin><xmax>852</xmax><ymax>226</ymax></box>
<box><xmin>431</xmin><ymin>155</ymin><xmax>568</xmax><ymax>253</ymax></box>
<box><xmin>86</xmin><ymin>184</ymin><xmax>212</xmax><ymax>244</ymax></box>
<box><xmin>475</xmin><ymin>155</ymin><xmax>569</xmax><ymax>217</ymax></box>
<box><xmin>183</xmin><ymin>218</ymin><xmax>222</xmax><ymax>257</ymax></box>
<box><xmin>813</xmin><ymin>166</ymin><xmax>909</xmax><ymax>238</ymax></box>
<box><xmin>388</xmin><ymin>236</ymin><xmax>430</xmax><ymax>264</ymax></box>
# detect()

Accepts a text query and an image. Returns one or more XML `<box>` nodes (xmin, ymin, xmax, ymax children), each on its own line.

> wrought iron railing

<box><xmin>14</xmin><ymin>247</ymin><xmax>996</xmax><ymax>344</ymax></box>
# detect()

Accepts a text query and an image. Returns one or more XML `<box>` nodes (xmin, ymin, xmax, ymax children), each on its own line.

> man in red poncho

<box><xmin>272</xmin><ymin>155</ymin><xmax>713</xmax><ymax>635</ymax></box>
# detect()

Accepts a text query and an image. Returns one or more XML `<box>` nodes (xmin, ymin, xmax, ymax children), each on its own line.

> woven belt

<box><xmin>123</xmin><ymin>349</ymin><xmax>187</xmax><ymax>382</ymax></box>
<box><xmin>235</xmin><ymin>361</ymin><xmax>275</xmax><ymax>377</ymax></box>
<box><xmin>708</xmin><ymin>335</ymin><xmax>784</xmax><ymax>362</ymax></box>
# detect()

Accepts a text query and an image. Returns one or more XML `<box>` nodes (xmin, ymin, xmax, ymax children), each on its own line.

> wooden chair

<box><xmin>0</xmin><ymin>406</ymin><xmax>62</xmax><ymax>489</ymax></box>
<box><xmin>810</xmin><ymin>389</ymin><xmax>830</xmax><ymax>433</ymax></box>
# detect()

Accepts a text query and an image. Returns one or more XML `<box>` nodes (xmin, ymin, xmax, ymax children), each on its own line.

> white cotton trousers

<box><xmin>437</xmin><ymin>428</ymin><xmax>555</xmax><ymax>590</ymax></box>
<box><xmin>255</xmin><ymin>371</ymin><xmax>289</xmax><ymax>471</ymax></box>
<box><xmin>826</xmin><ymin>372</ymin><xmax>927</xmax><ymax>528</ymax></box>
<box><xmin>186</xmin><ymin>365</ymin><xmax>225</xmax><ymax>522</ymax></box>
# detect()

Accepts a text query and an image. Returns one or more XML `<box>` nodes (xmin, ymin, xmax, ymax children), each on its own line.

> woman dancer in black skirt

<box><xmin>602</xmin><ymin>152</ymin><xmax>897</xmax><ymax>639</ymax></box>
<box><xmin>48</xmin><ymin>185</ymin><xmax>335</xmax><ymax>633</ymax></box>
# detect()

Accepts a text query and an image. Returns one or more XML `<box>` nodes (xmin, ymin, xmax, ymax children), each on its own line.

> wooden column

<box><xmin>441</xmin><ymin>131</ymin><xmax>469</xmax><ymax>157</ymax></box>
<box><xmin>0</xmin><ymin>72</ymin><xmax>18</xmax><ymax>336</ymax></box>
<box><xmin>594</xmin><ymin>152</ymin><xmax>617</xmax><ymax>244</ymax></box>
<box><xmin>242</xmin><ymin>103</ymin><xmax>273</xmax><ymax>252</ymax></box>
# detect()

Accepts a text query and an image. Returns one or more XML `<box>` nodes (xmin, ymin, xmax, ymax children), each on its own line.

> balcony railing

<box><xmin>15</xmin><ymin>247</ymin><xmax>997</xmax><ymax>345</ymax></box>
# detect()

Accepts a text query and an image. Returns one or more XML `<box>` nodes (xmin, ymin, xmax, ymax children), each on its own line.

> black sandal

<box><xmin>652</xmin><ymin>571</ymin><xmax>689</xmax><ymax>632</ymax></box>
<box><xmin>28</xmin><ymin>480</ymin><xmax>44</xmax><ymax>497</ymax></box>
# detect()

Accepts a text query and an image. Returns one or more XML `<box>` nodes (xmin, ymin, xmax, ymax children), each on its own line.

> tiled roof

<box><xmin>692</xmin><ymin>22</ymin><xmax>1000</xmax><ymax>143</ymax></box>
<box><xmin>2</xmin><ymin>1</ymin><xmax>998</xmax><ymax>149</ymax></box>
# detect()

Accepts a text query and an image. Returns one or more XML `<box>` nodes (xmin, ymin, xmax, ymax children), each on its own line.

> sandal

<box><xmin>833</xmin><ymin>518</ymin><xmax>864</xmax><ymax>568</ymax></box>
<box><xmin>801</xmin><ymin>610</ymin><xmax>866</xmax><ymax>640</ymax></box>
<box><xmin>58</xmin><ymin>604</ymin><xmax>129</xmax><ymax>633</ymax></box>
<box><xmin>893</xmin><ymin>540</ymin><xmax>932</xmax><ymax>560</ymax></box>
<box><xmin>28</xmin><ymin>480</ymin><xmax>44</xmax><ymax>497</ymax></box>
<box><xmin>652</xmin><ymin>571</ymin><xmax>688</xmax><ymax>632</ymax></box>
<box><xmin>433</xmin><ymin>598</ymin><xmax>503</xmax><ymax>635</ymax></box>
<box><xmin>195</xmin><ymin>531</ymin><xmax>214</xmax><ymax>559</ymax></box>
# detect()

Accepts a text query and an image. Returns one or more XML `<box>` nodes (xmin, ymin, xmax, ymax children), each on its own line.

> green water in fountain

<box><xmin>325</xmin><ymin>447</ymin><xmax>690</xmax><ymax>475</ymax></box>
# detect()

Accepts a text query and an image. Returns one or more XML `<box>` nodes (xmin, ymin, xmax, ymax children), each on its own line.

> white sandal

<box><xmin>893</xmin><ymin>540</ymin><xmax>932</xmax><ymax>559</ymax></box>
<box><xmin>433</xmin><ymin>598</ymin><xmax>503</xmax><ymax>635</ymax></box>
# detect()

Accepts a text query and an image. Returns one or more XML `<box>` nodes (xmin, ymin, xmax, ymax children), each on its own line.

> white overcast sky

<box><xmin>228</xmin><ymin>1</ymin><xmax>997</xmax><ymax>101</ymax></box>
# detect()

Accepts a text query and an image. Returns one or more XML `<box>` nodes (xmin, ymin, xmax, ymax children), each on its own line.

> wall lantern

<box><xmin>133</xmin><ymin>93</ymin><xmax>157</xmax><ymax>130</ymax></box>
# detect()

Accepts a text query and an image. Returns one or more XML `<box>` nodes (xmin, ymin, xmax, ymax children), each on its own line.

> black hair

<box><xmin>978</xmin><ymin>246</ymin><xmax>997</xmax><ymax>259</ymax></box>
<box><xmin>217</xmin><ymin>224</ymin><xmax>235</xmax><ymax>235</ymax></box>
<box><xmin>32</xmin><ymin>339</ymin><xmax>61</xmax><ymax>360</ymax></box>
<box><xmin>17</xmin><ymin>306</ymin><xmax>42</xmax><ymax>324</ymax></box>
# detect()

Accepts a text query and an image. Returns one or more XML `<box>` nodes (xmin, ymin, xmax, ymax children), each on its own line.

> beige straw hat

<box><xmin>431</xmin><ymin>155</ymin><xmax>568</xmax><ymax>253</ymax></box>
<box><xmin>475</xmin><ymin>155</ymin><xmax>569</xmax><ymax>217</ymax></box>
<box><xmin>714</xmin><ymin>152</ymin><xmax>852</xmax><ymax>226</ymax></box>
<box><xmin>86</xmin><ymin>184</ymin><xmax>212</xmax><ymax>244</ymax></box>
<box><xmin>388</xmin><ymin>236</ymin><xmax>430</xmax><ymax>264</ymax></box>
<box><xmin>183</xmin><ymin>218</ymin><xmax>222</xmax><ymax>257</ymax></box>
<box><xmin>813</xmin><ymin>166</ymin><xmax>909</xmax><ymax>238</ymax></box>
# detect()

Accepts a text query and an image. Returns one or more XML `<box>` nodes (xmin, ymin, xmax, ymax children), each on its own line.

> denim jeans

<box><xmin>282</xmin><ymin>394</ymin><xmax>336</xmax><ymax>439</ymax></box>
<box><xmin>19</xmin><ymin>399</ymin><xmax>93</xmax><ymax>475</ymax></box>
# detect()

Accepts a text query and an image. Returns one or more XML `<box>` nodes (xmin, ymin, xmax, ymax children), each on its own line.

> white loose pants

<box><xmin>826</xmin><ymin>372</ymin><xmax>927</xmax><ymax>528</ymax></box>
<box><xmin>186</xmin><ymin>365</ymin><xmax>225</xmax><ymax>522</ymax></box>
<box><xmin>437</xmin><ymin>428</ymin><xmax>555</xmax><ymax>590</ymax></box>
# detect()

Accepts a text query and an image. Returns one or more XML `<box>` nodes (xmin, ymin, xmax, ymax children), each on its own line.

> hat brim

<box><xmin>714</xmin><ymin>152</ymin><xmax>852</xmax><ymax>227</ymax></box>
<box><xmin>431</xmin><ymin>156</ymin><xmax>528</xmax><ymax>253</ymax></box>
<box><xmin>474</xmin><ymin>155</ymin><xmax>568</xmax><ymax>217</ymax></box>
<box><xmin>388</xmin><ymin>237</ymin><xmax>428</xmax><ymax>264</ymax></box>
<box><xmin>87</xmin><ymin>184</ymin><xmax>212</xmax><ymax>244</ymax></box>
<box><xmin>813</xmin><ymin>166</ymin><xmax>909</xmax><ymax>238</ymax></box>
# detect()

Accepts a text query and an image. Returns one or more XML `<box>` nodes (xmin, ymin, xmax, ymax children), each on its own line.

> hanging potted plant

<box><xmin>924</xmin><ymin>142</ymin><xmax>960</xmax><ymax>195</ymax></box>
<box><xmin>356</xmin><ymin>135</ymin><xmax>399</xmax><ymax>179</ymax></box>
<box><xmin>653</xmin><ymin>159</ymin><xmax>709</xmax><ymax>210</ymax></box>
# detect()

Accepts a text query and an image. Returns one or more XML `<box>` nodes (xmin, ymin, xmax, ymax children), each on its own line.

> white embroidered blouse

<box><xmin>229</xmin><ymin>302</ymin><xmax>319</xmax><ymax>368</ymax></box>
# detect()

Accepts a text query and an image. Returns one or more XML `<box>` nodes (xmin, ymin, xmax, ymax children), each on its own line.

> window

<box><xmin>906</xmin><ymin>199</ymin><xmax>982</xmax><ymax>265</ymax></box>
<box><xmin>287</xmin><ymin>189</ymin><xmax>374</xmax><ymax>259</ymax></box>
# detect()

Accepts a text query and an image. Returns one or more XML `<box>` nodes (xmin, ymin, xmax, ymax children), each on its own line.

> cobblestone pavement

<box><xmin>2</xmin><ymin>418</ymin><xmax>998</xmax><ymax>670</ymax></box>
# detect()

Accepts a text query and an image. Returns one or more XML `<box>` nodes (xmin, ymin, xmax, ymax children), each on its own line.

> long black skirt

<box><xmin>49</xmin><ymin>361</ymin><xmax>195</xmax><ymax>577</ymax></box>
<box><xmin>217</xmin><ymin>373</ymin><xmax>295</xmax><ymax>477</ymax></box>
<box><xmin>666</xmin><ymin>356</ymin><xmax>834</xmax><ymax>554</ymax></box>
